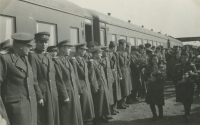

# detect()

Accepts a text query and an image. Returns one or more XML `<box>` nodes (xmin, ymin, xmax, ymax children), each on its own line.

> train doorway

<box><xmin>85</xmin><ymin>24</ymin><xmax>93</xmax><ymax>43</ymax></box>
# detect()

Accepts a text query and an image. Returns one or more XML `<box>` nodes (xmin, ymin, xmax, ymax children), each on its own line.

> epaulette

<box><xmin>0</xmin><ymin>50</ymin><xmax>8</xmax><ymax>55</ymax></box>
<box><xmin>175</xmin><ymin>63</ymin><xmax>181</xmax><ymax>65</ymax></box>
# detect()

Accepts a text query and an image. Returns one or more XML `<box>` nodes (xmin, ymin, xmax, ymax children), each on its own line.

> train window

<box><xmin>36</xmin><ymin>22</ymin><xmax>57</xmax><ymax>46</ymax></box>
<box><xmin>100</xmin><ymin>28</ymin><xmax>106</xmax><ymax>46</ymax></box>
<box><xmin>70</xmin><ymin>27</ymin><xmax>79</xmax><ymax>44</ymax></box>
<box><xmin>149</xmin><ymin>40</ymin><xmax>153</xmax><ymax>45</ymax></box>
<box><xmin>112</xmin><ymin>34</ymin><xmax>117</xmax><ymax>41</ymax></box>
<box><xmin>137</xmin><ymin>38</ymin><xmax>142</xmax><ymax>46</ymax></box>
<box><xmin>153</xmin><ymin>41</ymin><xmax>157</xmax><ymax>46</ymax></box>
<box><xmin>0</xmin><ymin>15</ymin><xmax>15</xmax><ymax>43</ymax></box>
<box><xmin>120</xmin><ymin>36</ymin><xmax>127</xmax><ymax>40</ymax></box>
<box><xmin>130</xmin><ymin>37</ymin><xmax>136</xmax><ymax>46</ymax></box>
<box><xmin>143</xmin><ymin>39</ymin><xmax>148</xmax><ymax>45</ymax></box>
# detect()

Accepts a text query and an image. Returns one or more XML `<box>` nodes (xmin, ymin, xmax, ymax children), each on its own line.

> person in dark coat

<box><xmin>88</xmin><ymin>46</ymin><xmax>111</xmax><ymax>125</ymax></box>
<box><xmin>130</xmin><ymin>46</ymin><xmax>142</xmax><ymax>101</ymax></box>
<box><xmin>53</xmin><ymin>40</ymin><xmax>83</xmax><ymax>125</ymax></box>
<box><xmin>109</xmin><ymin>41</ymin><xmax>122</xmax><ymax>115</ymax></box>
<box><xmin>169</xmin><ymin>50</ymin><xmax>181</xmax><ymax>80</ymax></box>
<box><xmin>116</xmin><ymin>39</ymin><xmax>130</xmax><ymax>109</ymax></box>
<box><xmin>165</xmin><ymin>48</ymin><xmax>172</xmax><ymax>80</ymax></box>
<box><xmin>70</xmin><ymin>43</ymin><xmax>95</xmax><ymax>124</ymax></box>
<box><xmin>145</xmin><ymin>54</ymin><xmax>165</xmax><ymax>120</ymax></box>
<box><xmin>28</xmin><ymin>32</ymin><xmax>60</xmax><ymax>125</ymax></box>
<box><xmin>0</xmin><ymin>33</ymin><xmax>43</xmax><ymax>125</ymax></box>
<box><xmin>172</xmin><ymin>52</ymin><xmax>197</xmax><ymax>121</ymax></box>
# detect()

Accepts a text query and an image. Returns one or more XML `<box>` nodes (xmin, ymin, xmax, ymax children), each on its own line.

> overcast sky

<box><xmin>67</xmin><ymin>0</ymin><xmax>200</xmax><ymax>40</ymax></box>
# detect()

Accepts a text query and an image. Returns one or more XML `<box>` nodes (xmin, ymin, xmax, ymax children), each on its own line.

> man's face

<box><xmin>62</xmin><ymin>46</ymin><xmax>71</xmax><ymax>56</ymax></box>
<box><xmin>21</xmin><ymin>44</ymin><xmax>33</xmax><ymax>56</ymax></box>
<box><xmin>78</xmin><ymin>48</ymin><xmax>86</xmax><ymax>56</ymax></box>
<box><xmin>49</xmin><ymin>51</ymin><xmax>58</xmax><ymax>57</ymax></box>
<box><xmin>35</xmin><ymin>40</ymin><xmax>48</xmax><ymax>51</ymax></box>
<box><xmin>94</xmin><ymin>52</ymin><xmax>102</xmax><ymax>59</ymax></box>
<box><xmin>119</xmin><ymin>43</ymin><xmax>126</xmax><ymax>51</ymax></box>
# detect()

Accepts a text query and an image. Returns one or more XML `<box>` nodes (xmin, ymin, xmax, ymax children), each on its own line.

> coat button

<box><xmin>50</xmin><ymin>80</ymin><xmax>51</xmax><ymax>82</ymax></box>
<box><xmin>29</xmin><ymin>96</ymin><xmax>31</xmax><ymax>99</ymax></box>
<box><xmin>28</xmin><ymin>85</ymin><xmax>29</xmax><ymax>87</ymax></box>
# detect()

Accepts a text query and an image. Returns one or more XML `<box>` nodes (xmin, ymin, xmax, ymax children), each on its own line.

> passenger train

<box><xmin>0</xmin><ymin>0</ymin><xmax>183</xmax><ymax>48</ymax></box>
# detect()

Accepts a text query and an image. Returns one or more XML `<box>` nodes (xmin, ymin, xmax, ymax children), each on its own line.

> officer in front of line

<box><xmin>0</xmin><ymin>32</ymin><xmax>43</xmax><ymax>125</ymax></box>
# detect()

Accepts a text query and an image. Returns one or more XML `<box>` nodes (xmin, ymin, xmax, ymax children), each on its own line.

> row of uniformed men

<box><xmin>0</xmin><ymin>32</ymin><xmax>151</xmax><ymax>125</ymax></box>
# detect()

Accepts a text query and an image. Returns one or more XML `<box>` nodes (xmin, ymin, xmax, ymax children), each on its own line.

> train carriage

<box><xmin>0</xmin><ymin>0</ymin><xmax>94</xmax><ymax>46</ymax></box>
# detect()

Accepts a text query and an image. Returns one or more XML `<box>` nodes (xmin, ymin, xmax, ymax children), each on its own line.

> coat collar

<box><xmin>10</xmin><ymin>50</ymin><xmax>27</xmax><ymax>73</ymax></box>
<box><xmin>58</xmin><ymin>56</ymin><xmax>70</xmax><ymax>69</ymax></box>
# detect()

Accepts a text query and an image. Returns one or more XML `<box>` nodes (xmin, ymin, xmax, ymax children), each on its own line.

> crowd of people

<box><xmin>0</xmin><ymin>32</ymin><xmax>200</xmax><ymax>125</ymax></box>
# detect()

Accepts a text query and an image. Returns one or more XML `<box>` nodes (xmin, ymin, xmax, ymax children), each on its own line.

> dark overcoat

<box><xmin>28</xmin><ymin>50</ymin><xmax>59</xmax><ymax>125</ymax></box>
<box><xmin>145</xmin><ymin>64</ymin><xmax>165</xmax><ymax>105</ymax></box>
<box><xmin>70</xmin><ymin>56</ymin><xmax>95</xmax><ymax>121</ymax></box>
<box><xmin>101</xmin><ymin>56</ymin><xmax>115</xmax><ymax>105</ymax></box>
<box><xmin>110</xmin><ymin>53</ymin><xmax>122</xmax><ymax>101</ymax></box>
<box><xmin>126</xmin><ymin>53</ymin><xmax>132</xmax><ymax>93</ymax></box>
<box><xmin>172</xmin><ymin>63</ymin><xmax>197</xmax><ymax>104</ymax></box>
<box><xmin>0</xmin><ymin>49</ymin><xmax>42</xmax><ymax>125</ymax></box>
<box><xmin>117</xmin><ymin>51</ymin><xmax>130</xmax><ymax>97</ymax></box>
<box><xmin>88</xmin><ymin>60</ymin><xmax>110</xmax><ymax>117</ymax></box>
<box><xmin>130</xmin><ymin>54</ymin><xmax>142</xmax><ymax>90</ymax></box>
<box><xmin>53</xmin><ymin>56</ymin><xmax>83</xmax><ymax>125</ymax></box>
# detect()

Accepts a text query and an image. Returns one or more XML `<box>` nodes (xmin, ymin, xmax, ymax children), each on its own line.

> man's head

<box><xmin>118</xmin><ymin>39</ymin><xmax>126</xmax><ymax>51</ymax></box>
<box><xmin>75</xmin><ymin>43</ymin><xmax>88</xmax><ymax>56</ymax></box>
<box><xmin>57</xmin><ymin>40</ymin><xmax>73</xmax><ymax>56</ymax></box>
<box><xmin>90</xmin><ymin>46</ymin><xmax>103</xmax><ymax>60</ymax></box>
<box><xmin>34</xmin><ymin>32</ymin><xmax>50</xmax><ymax>52</ymax></box>
<box><xmin>47</xmin><ymin>46</ymin><xmax>58</xmax><ymax>57</ymax></box>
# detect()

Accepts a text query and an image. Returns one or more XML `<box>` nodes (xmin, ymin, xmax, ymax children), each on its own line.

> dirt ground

<box><xmin>107</xmin><ymin>83</ymin><xmax>200</xmax><ymax>125</ymax></box>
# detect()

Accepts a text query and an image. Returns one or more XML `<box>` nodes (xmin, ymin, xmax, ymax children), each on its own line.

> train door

<box><xmin>85</xmin><ymin>24</ymin><xmax>93</xmax><ymax>43</ymax></box>
<box><xmin>100</xmin><ymin>28</ymin><xmax>106</xmax><ymax>46</ymax></box>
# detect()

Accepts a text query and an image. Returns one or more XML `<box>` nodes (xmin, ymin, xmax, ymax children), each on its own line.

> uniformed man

<box><xmin>101</xmin><ymin>46</ymin><xmax>115</xmax><ymax>119</ymax></box>
<box><xmin>70</xmin><ymin>42</ymin><xmax>95</xmax><ymax>124</ymax></box>
<box><xmin>117</xmin><ymin>39</ymin><xmax>130</xmax><ymax>108</ymax></box>
<box><xmin>53</xmin><ymin>40</ymin><xmax>83</xmax><ymax>125</ymax></box>
<box><xmin>47</xmin><ymin>46</ymin><xmax>58</xmax><ymax>57</ymax></box>
<box><xmin>28</xmin><ymin>32</ymin><xmax>60</xmax><ymax>125</ymax></box>
<box><xmin>88</xmin><ymin>46</ymin><xmax>111</xmax><ymax>125</ymax></box>
<box><xmin>109</xmin><ymin>41</ymin><xmax>122</xmax><ymax>115</ymax></box>
<box><xmin>0</xmin><ymin>32</ymin><xmax>43</xmax><ymax>125</ymax></box>
<box><xmin>84</xmin><ymin>41</ymin><xmax>99</xmax><ymax>61</ymax></box>
<box><xmin>0</xmin><ymin>39</ymin><xmax>12</xmax><ymax>54</ymax></box>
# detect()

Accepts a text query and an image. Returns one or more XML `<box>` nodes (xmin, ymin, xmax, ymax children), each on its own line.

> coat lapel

<box><xmin>10</xmin><ymin>53</ymin><xmax>27</xmax><ymax>73</ymax></box>
<box><xmin>37</xmin><ymin>53</ymin><xmax>48</xmax><ymax>66</ymax></box>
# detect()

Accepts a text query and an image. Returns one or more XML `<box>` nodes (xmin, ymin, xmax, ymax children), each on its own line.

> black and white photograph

<box><xmin>0</xmin><ymin>0</ymin><xmax>200</xmax><ymax>125</ymax></box>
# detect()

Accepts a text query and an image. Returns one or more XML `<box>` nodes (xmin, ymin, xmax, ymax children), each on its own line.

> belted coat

<box><xmin>53</xmin><ymin>56</ymin><xmax>83</xmax><ymax>125</ymax></box>
<box><xmin>0</xmin><ymin>49</ymin><xmax>42</xmax><ymax>125</ymax></box>
<box><xmin>28</xmin><ymin>50</ymin><xmax>60</xmax><ymax>125</ymax></box>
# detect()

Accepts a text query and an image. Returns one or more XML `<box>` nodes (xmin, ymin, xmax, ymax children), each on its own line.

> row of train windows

<box><xmin>111</xmin><ymin>34</ymin><xmax>167</xmax><ymax>47</ymax></box>
<box><xmin>0</xmin><ymin>16</ymin><xmax>79</xmax><ymax>45</ymax></box>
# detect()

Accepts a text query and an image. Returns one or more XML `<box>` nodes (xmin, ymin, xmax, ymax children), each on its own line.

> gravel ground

<box><xmin>106</xmin><ymin>83</ymin><xmax>200</xmax><ymax>125</ymax></box>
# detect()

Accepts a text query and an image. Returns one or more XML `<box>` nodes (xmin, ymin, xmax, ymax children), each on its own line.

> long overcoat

<box><xmin>88</xmin><ymin>60</ymin><xmax>110</xmax><ymax>117</ymax></box>
<box><xmin>101</xmin><ymin>56</ymin><xmax>115</xmax><ymax>105</ymax></box>
<box><xmin>130</xmin><ymin>54</ymin><xmax>142</xmax><ymax>90</ymax></box>
<box><xmin>126</xmin><ymin>53</ymin><xmax>132</xmax><ymax>93</ymax></box>
<box><xmin>0</xmin><ymin>49</ymin><xmax>42</xmax><ymax>125</ymax></box>
<box><xmin>28</xmin><ymin>50</ymin><xmax>59</xmax><ymax>125</ymax></box>
<box><xmin>53</xmin><ymin>56</ymin><xmax>83</xmax><ymax>125</ymax></box>
<box><xmin>117</xmin><ymin>51</ymin><xmax>130</xmax><ymax>97</ymax></box>
<box><xmin>172</xmin><ymin>63</ymin><xmax>197</xmax><ymax>104</ymax></box>
<box><xmin>110</xmin><ymin>53</ymin><xmax>122</xmax><ymax>101</ymax></box>
<box><xmin>70</xmin><ymin>56</ymin><xmax>95</xmax><ymax>121</ymax></box>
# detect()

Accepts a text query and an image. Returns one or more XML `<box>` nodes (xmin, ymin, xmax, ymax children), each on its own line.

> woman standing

<box><xmin>172</xmin><ymin>52</ymin><xmax>197</xmax><ymax>121</ymax></box>
<box><xmin>145</xmin><ymin>54</ymin><xmax>165</xmax><ymax>120</ymax></box>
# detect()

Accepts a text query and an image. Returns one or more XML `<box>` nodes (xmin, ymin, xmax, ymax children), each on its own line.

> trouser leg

<box><xmin>157</xmin><ymin>104</ymin><xmax>163</xmax><ymax>118</ymax></box>
<box><xmin>150</xmin><ymin>104</ymin><xmax>157</xmax><ymax>117</ymax></box>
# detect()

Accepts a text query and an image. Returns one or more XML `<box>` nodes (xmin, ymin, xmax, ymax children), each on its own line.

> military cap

<box><xmin>118</xmin><ymin>39</ymin><xmax>126</xmax><ymax>45</ymax></box>
<box><xmin>101</xmin><ymin>46</ymin><xmax>110</xmax><ymax>52</ymax></box>
<box><xmin>87</xmin><ymin>41</ymin><xmax>98</xmax><ymax>48</ymax></box>
<box><xmin>109</xmin><ymin>41</ymin><xmax>117</xmax><ymax>48</ymax></box>
<box><xmin>0</xmin><ymin>39</ymin><xmax>11</xmax><ymax>50</ymax></box>
<box><xmin>145</xmin><ymin>43</ymin><xmax>151</xmax><ymax>48</ymax></box>
<box><xmin>131</xmin><ymin>46</ymin><xmax>139</xmax><ymax>51</ymax></box>
<box><xmin>156</xmin><ymin>46</ymin><xmax>161</xmax><ymax>49</ymax></box>
<box><xmin>12</xmin><ymin>32</ymin><xmax>35</xmax><ymax>45</ymax></box>
<box><xmin>57</xmin><ymin>40</ymin><xmax>73</xmax><ymax>48</ymax></box>
<box><xmin>75</xmin><ymin>43</ymin><xmax>88</xmax><ymax>50</ymax></box>
<box><xmin>139</xmin><ymin>44</ymin><xmax>144</xmax><ymax>49</ymax></box>
<box><xmin>126</xmin><ymin>41</ymin><xmax>131</xmax><ymax>47</ymax></box>
<box><xmin>35</xmin><ymin>32</ymin><xmax>50</xmax><ymax>41</ymax></box>
<box><xmin>47</xmin><ymin>46</ymin><xmax>58</xmax><ymax>52</ymax></box>
<box><xmin>90</xmin><ymin>46</ymin><xmax>103</xmax><ymax>53</ymax></box>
